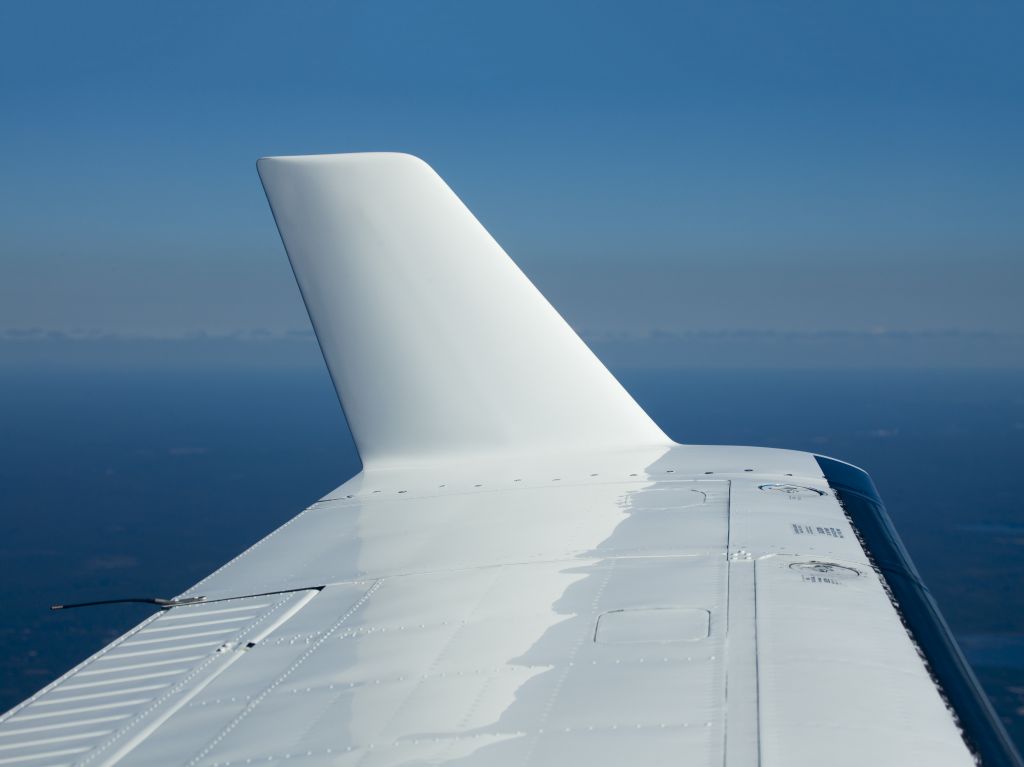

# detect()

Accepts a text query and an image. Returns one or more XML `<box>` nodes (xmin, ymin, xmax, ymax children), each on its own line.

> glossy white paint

<box><xmin>0</xmin><ymin>155</ymin><xmax>980</xmax><ymax>765</ymax></box>
<box><xmin>0</xmin><ymin>449</ymin><xmax>976</xmax><ymax>766</ymax></box>
<box><xmin>257</xmin><ymin>153</ymin><xmax>668</xmax><ymax>468</ymax></box>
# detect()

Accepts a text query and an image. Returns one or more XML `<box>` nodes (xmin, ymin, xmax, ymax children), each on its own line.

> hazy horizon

<box><xmin>2</xmin><ymin>1</ymin><xmax>1022</xmax><ymax>352</ymax></box>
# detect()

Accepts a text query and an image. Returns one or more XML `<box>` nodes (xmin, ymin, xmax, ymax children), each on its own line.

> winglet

<box><xmin>258</xmin><ymin>153</ymin><xmax>669</xmax><ymax>468</ymax></box>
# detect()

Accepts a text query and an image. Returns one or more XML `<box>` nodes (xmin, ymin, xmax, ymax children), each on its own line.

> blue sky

<box><xmin>1</xmin><ymin>1</ymin><xmax>1022</xmax><ymax>350</ymax></box>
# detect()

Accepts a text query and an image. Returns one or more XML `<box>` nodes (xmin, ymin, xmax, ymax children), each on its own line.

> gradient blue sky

<box><xmin>1</xmin><ymin>1</ymin><xmax>1022</xmax><ymax>344</ymax></box>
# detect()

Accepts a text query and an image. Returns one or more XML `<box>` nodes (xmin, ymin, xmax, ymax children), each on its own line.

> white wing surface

<box><xmin>1</xmin><ymin>154</ymin><xmax>1018</xmax><ymax>767</ymax></box>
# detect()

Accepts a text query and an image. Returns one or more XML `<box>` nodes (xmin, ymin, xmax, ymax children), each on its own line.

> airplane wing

<box><xmin>1</xmin><ymin>153</ymin><xmax>1018</xmax><ymax>767</ymax></box>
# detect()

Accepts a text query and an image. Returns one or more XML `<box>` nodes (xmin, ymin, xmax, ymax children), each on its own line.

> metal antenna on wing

<box><xmin>50</xmin><ymin>596</ymin><xmax>206</xmax><ymax>611</ymax></box>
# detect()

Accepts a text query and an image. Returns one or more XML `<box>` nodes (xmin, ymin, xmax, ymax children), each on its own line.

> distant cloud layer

<box><xmin>3</xmin><ymin>329</ymin><xmax>1022</xmax><ymax>371</ymax></box>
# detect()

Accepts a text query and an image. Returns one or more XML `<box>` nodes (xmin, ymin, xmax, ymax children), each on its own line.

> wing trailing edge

<box><xmin>258</xmin><ymin>153</ymin><xmax>669</xmax><ymax>468</ymax></box>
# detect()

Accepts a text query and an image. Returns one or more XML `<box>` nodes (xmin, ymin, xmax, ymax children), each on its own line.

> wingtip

<box><xmin>256</xmin><ymin>148</ymin><xmax>667</xmax><ymax>466</ymax></box>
